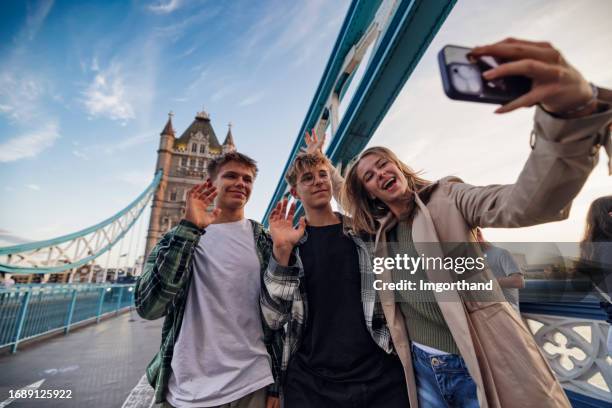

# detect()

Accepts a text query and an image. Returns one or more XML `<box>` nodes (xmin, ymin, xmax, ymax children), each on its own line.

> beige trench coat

<box><xmin>374</xmin><ymin>106</ymin><xmax>612</xmax><ymax>408</ymax></box>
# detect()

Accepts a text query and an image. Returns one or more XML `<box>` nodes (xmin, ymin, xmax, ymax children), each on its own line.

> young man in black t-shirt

<box><xmin>260</xmin><ymin>145</ymin><xmax>409</xmax><ymax>407</ymax></box>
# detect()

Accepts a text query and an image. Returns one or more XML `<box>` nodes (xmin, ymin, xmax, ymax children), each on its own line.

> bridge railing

<box><xmin>520</xmin><ymin>280</ymin><xmax>611</xmax><ymax>407</ymax></box>
<box><xmin>0</xmin><ymin>282</ymin><xmax>609</xmax><ymax>404</ymax></box>
<box><xmin>0</xmin><ymin>283</ymin><xmax>135</xmax><ymax>353</ymax></box>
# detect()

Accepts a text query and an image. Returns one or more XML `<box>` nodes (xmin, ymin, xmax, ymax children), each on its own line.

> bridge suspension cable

<box><xmin>0</xmin><ymin>171</ymin><xmax>162</xmax><ymax>275</ymax></box>
<box><xmin>262</xmin><ymin>0</ymin><xmax>456</xmax><ymax>224</ymax></box>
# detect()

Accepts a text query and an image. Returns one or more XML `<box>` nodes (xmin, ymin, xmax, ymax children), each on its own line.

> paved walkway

<box><xmin>0</xmin><ymin>310</ymin><xmax>162</xmax><ymax>408</ymax></box>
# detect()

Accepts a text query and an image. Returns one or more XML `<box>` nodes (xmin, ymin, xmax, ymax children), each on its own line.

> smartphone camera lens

<box><xmin>450</xmin><ymin>64</ymin><xmax>482</xmax><ymax>95</ymax></box>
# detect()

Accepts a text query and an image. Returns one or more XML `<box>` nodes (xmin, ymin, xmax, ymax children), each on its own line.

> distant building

<box><xmin>145</xmin><ymin>110</ymin><xmax>236</xmax><ymax>256</ymax></box>
<box><xmin>0</xmin><ymin>230</ymin><xmax>35</xmax><ymax>284</ymax></box>
<box><xmin>74</xmin><ymin>263</ymin><xmax>104</xmax><ymax>283</ymax></box>
<box><xmin>133</xmin><ymin>255</ymin><xmax>144</xmax><ymax>277</ymax></box>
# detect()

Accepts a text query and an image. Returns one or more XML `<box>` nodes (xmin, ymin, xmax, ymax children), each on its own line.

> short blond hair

<box><xmin>285</xmin><ymin>152</ymin><xmax>332</xmax><ymax>187</ymax></box>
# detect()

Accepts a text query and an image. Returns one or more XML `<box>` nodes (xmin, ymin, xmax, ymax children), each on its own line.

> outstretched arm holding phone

<box><xmin>470</xmin><ymin>38</ymin><xmax>601</xmax><ymax>115</ymax></box>
<box><xmin>339</xmin><ymin>37</ymin><xmax>611</xmax><ymax>408</ymax></box>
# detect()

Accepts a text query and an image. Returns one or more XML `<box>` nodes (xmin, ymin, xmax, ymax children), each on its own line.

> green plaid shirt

<box><xmin>135</xmin><ymin>219</ymin><xmax>282</xmax><ymax>404</ymax></box>
<box><xmin>259</xmin><ymin>215</ymin><xmax>393</xmax><ymax>387</ymax></box>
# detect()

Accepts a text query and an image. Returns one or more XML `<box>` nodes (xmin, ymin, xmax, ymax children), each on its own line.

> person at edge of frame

<box><xmin>135</xmin><ymin>152</ymin><xmax>281</xmax><ymax>408</ymax></box>
<box><xmin>475</xmin><ymin>228</ymin><xmax>525</xmax><ymax>314</ymax></box>
<box><xmin>260</xmin><ymin>131</ymin><xmax>410</xmax><ymax>407</ymax></box>
<box><xmin>578</xmin><ymin>195</ymin><xmax>612</xmax><ymax>356</ymax></box>
<box><xmin>335</xmin><ymin>38</ymin><xmax>612</xmax><ymax>407</ymax></box>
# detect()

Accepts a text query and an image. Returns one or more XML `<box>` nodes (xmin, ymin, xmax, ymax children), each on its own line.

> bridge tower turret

<box><xmin>145</xmin><ymin>112</ymin><xmax>175</xmax><ymax>257</ymax></box>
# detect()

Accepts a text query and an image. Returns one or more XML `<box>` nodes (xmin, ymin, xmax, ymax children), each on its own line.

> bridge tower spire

<box><xmin>145</xmin><ymin>111</ymin><xmax>176</xmax><ymax>257</ymax></box>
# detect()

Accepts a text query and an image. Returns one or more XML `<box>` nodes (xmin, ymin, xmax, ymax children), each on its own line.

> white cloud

<box><xmin>211</xmin><ymin>84</ymin><xmax>238</xmax><ymax>102</ymax></box>
<box><xmin>238</xmin><ymin>92</ymin><xmax>264</xmax><ymax>107</ymax></box>
<box><xmin>0</xmin><ymin>122</ymin><xmax>60</xmax><ymax>162</ymax></box>
<box><xmin>26</xmin><ymin>184</ymin><xmax>41</xmax><ymax>191</ymax></box>
<box><xmin>0</xmin><ymin>71</ymin><xmax>47</xmax><ymax>123</ymax></box>
<box><xmin>100</xmin><ymin>129</ymin><xmax>157</xmax><ymax>154</ymax></box>
<box><xmin>117</xmin><ymin>170</ymin><xmax>153</xmax><ymax>187</ymax></box>
<box><xmin>240</xmin><ymin>0</ymin><xmax>346</xmax><ymax>67</ymax></box>
<box><xmin>148</xmin><ymin>0</ymin><xmax>181</xmax><ymax>14</ymax></box>
<box><xmin>151</xmin><ymin>8</ymin><xmax>218</xmax><ymax>43</ymax></box>
<box><xmin>77</xmin><ymin>38</ymin><xmax>159</xmax><ymax>129</ymax></box>
<box><xmin>178</xmin><ymin>46</ymin><xmax>196</xmax><ymax>58</ymax></box>
<box><xmin>51</xmin><ymin>92</ymin><xmax>63</xmax><ymax>103</ymax></box>
<box><xmin>82</xmin><ymin>64</ymin><xmax>135</xmax><ymax>122</ymax></box>
<box><xmin>72</xmin><ymin>150</ymin><xmax>89</xmax><ymax>160</ymax></box>
<box><xmin>185</xmin><ymin>68</ymin><xmax>209</xmax><ymax>94</ymax></box>
<box><xmin>14</xmin><ymin>0</ymin><xmax>54</xmax><ymax>44</ymax></box>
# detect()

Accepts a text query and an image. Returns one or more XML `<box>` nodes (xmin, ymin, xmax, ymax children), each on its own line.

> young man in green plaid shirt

<box><xmin>136</xmin><ymin>152</ymin><xmax>281</xmax><ymax>408</ymax></box>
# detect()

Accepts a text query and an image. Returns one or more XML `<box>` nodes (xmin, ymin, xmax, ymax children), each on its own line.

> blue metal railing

<box><xmin>0</xmin><ymin>282</ymin><xmax>608</xmax><ymax>404</ymax></box>
<box><xmin>0</xmin><ymin>283</ymin><xmax>135</xmax><ymax>353</ymax></box>
<box><xmin>520</xmin><ymin>281</ymin><xmax>610</xmax><ymax>407</ymax></box>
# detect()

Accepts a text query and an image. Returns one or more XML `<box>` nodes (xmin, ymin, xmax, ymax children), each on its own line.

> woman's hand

<box><xmin>470</xmin><ymin>38</ymin><xmax>596</xmax><ymax>116</ymax></box>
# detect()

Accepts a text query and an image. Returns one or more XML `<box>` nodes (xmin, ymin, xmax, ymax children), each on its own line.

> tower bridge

<box><xmin>0</xmin><ymin>1</ymin><xmax>609</xmax><ymax>406</ymax></box>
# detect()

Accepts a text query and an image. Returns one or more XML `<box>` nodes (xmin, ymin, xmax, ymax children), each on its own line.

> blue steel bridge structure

<box><xmin>0</xmin><ymin>1</ymin><xmax>609</xmax><ymax>407</ymax></box>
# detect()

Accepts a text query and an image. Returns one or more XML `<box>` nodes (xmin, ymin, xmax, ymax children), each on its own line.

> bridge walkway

<box><xmin>0</xmin><ymin>310</ymin><xmax>162</xmax><ymax>408</ymax></box>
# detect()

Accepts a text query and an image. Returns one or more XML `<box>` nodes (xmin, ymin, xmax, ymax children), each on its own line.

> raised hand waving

<box><xmin>269</xmin><ymin>198</ymin><xmax>306</xmax><ymax>265</ymax></box>
<box><xmin>184</xmin><ymin>180</ymin><xmax>222</xmax><ymax>229</ymax></box>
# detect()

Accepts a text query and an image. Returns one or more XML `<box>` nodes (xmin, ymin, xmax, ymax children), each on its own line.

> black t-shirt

<box><xmin>288</xmin><ymin>222</ymin><xmax>400</xmax><ymax>382</ymax></box>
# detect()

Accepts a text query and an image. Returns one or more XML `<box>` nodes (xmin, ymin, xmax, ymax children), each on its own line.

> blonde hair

<box><xmin>285</xmin><ymin>152</ymin><xmax>332</xmax><ymax>187</ymax></box>
<box><xmin>341</xmin><ymin>146</ymin><xmax>430</xmax><ymax>234</ymax></box>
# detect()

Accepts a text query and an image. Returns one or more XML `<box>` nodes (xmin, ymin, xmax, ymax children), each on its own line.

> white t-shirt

<box><xmin>167</xmin><ymin>219</ymin><xmax>273</xmax><ymax>407</ymax></box>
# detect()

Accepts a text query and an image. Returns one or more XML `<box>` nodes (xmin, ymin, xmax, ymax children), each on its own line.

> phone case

<box><xmin>438</xmin><ymin>45</ymin><xmax>530</xmax><ymax>105</ymax></box>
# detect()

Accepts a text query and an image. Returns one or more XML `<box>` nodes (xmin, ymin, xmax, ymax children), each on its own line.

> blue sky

<box><xmin>0</xmin><ymin>0</ymin><xmax>350</xmax><ymax>241</ymax></box>
<box><xmin>1</xmin><ymin>0</ymin><xmax>611</xmax><ymax>250</ymax></box>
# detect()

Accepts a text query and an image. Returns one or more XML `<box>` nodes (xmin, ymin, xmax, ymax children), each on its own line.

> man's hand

<box><xmin>183</xmin><ymin>180</ymin><xmax>221</xmax><ymax>229</ymax></box>
<box><xmin>303</xmin><ymin>128</ymin><xmax>326</xmax><ymax>155</ymax></box>
<box><xmin>470</xmin><ymin>38</ymin><xmax>595</xmax><ymax>116</ymax></box>
<box><xmin>266</xmin><ymin>396</ymin><xmax>280</xmax><ymax>408</ymax></box>
<box><xmin>269</xmin><ymin>198</ymin><xmax>306</xmax><ymax>266</ymax></box>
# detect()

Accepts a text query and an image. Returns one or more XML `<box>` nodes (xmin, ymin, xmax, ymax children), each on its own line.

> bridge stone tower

<box><xmin>145</xmin><ymin>110</ymin><xmax>236</xmax><ymax>257</ymax></box>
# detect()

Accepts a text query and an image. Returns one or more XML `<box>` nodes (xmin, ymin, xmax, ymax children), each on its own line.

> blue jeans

<box><xmin>411</xmin><ymin>344</ymin><xmax>479</xmax><ymax>408</ymax></box>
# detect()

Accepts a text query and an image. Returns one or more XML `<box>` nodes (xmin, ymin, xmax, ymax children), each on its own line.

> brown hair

<box><xmin>580</xmin><ymin>195</ymin><xmax>612</xmax><ymax>260</ymax></box>
<box><xmin>285</xmin><ymin>152</ymin><xmax>332</xmax><ymax>187</ymax></box>
<box><xmin>207</xmin><ymin>151</ymin><xmax>258</xmax><ymax>180</ymax></box>
<box><xmin>341</xmin><ymin>146</ymin><xmax>430</xmax><ymax>234</ymax></box>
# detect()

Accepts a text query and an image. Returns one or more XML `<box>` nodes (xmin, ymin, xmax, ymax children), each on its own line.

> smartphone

<box><xmin>438</xmin><ymin>45</ymin><xmax>531</xmax><ymax>104</ymax></box>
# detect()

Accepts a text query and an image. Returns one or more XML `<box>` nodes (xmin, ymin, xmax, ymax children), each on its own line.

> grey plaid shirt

<box><xmin>259</xmin><ymin>215</ymin><xmax>393</xmax><ymax>387</ymax></box>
